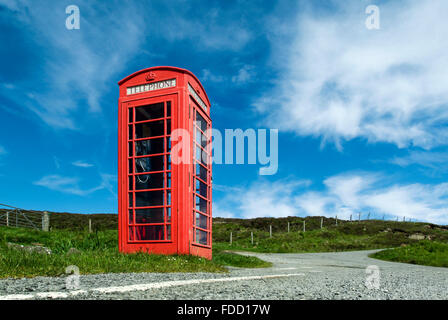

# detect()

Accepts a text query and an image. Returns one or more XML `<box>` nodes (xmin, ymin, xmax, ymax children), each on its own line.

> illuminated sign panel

<box><xmin>127</xmin><ymin>79</ymin><xmax>176</xmax><ymax>95</ymax></box>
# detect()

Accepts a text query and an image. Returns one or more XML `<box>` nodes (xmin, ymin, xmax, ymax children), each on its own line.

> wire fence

<box><xmin>0</xmin><ymin>203</ymin><xmax>49</xmax><ymax>231</ymax></box>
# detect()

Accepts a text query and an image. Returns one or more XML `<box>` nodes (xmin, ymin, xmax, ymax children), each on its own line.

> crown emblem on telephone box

<box><xmin>145</xmin><ymin>72</ymin><xmax>157</xmax><ymax>82</ymax></box>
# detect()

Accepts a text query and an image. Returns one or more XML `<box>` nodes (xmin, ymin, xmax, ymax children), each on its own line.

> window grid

<box><xmin>192</xmin><ymin>105</ymin><xmax>212</xmax><ymax>247</ymax></box>
<box><xmin>127</xmin><ymin>101</ymin><xmax>172</xmax><ymax>242</ymax></box>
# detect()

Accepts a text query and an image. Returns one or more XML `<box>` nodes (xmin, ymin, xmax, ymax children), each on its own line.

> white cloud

<box><xmin>72</xmin><ymin>160</ymin><xmax>94</xmax><ymax>168</ymax></box>
<box><xmin>215</xmin><ymin>173</ymin><xmax>448</xmax><ymax>225</ymax></box>
<box><xmin>214</xmin><ymin>178</ymin><xmax>311</xmax><ymax>219</ymax></box>
<box><xmin>34</xmin><ymin>173</ymin><xmax>116</xmax><ymax>197</ymax></box>
<box><xmin>255</xmin><ymin>1</ymin><xmax>448</xmax><ymax>150</ymax></box>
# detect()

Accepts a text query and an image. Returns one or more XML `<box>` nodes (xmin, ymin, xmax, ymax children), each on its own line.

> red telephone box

<box><xmin>118</xmin><ymin>66</ymin><xmax>212</xmax><ymax>259</ymax></box>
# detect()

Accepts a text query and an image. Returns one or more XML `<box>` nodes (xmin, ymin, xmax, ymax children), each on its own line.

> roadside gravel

<box><xmin>0</xmin><ymin>249</ymin><xmax>447</xmax><ymax>299</ymax></box>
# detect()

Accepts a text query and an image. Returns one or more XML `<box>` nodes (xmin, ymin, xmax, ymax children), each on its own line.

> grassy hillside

<box><xmin>213</xmin><ymin>216</ymin><xmax>448</xmax><ymax>253</ymax></box>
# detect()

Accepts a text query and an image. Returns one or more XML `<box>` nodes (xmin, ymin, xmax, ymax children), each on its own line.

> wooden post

<box><xmin>269</xmin><ymin>225</ymin><xmax>272</xmax><ymax>238</ymax></box>
<box><xmin>335</xmin><ymin>215</ymin><xmax>338</xmax><ymax>226</ymax></box>
<box><xmin>230</xmin><ymin>232</ymin><xmax>232</xmax><ymax>245</ymax></box>
<box><xmin>6</xmin><ymin>212</ymin><xmax>9</xmax><ymax>227</ymax></box>
<box><xmin>251</xmin><ymin>232</ymin><xmax>254</xmax><ymax>245</ymax></box>
<box><xmin>350</xmin><ymin>214</ymin><xmax>352</xmax><ymax>222</ymax></box>
<box><xmin>320</xmin><ymin>217</ymin><xmax>323</xmax><ymax>229</ymax></box>
<box><xmin>358</xmin><ymin>212</ymin><xmax>361</xmax><ymax>222</ymax></box>
<box><xmin>15</xmin><ymin>211</ymin><xmax>18</xmax><ymax>227</ymax></box>
<box><xmin>287</xmin><ymin>222</ymin><xmax>290</xmax><ymax>233</ymax></box>
<box><xmin>42</xmin><ymin>211</ymin><xmax>50</xmax><ymax>232</ymax></box>
<box><xmin>403</xmin><ymin>216</ymin><xmax>405</xmax><ymax>222</ymax></box>
<box><xmin>303</xmin><ymin>220</ymin><xmax>306</xmax><ymax>232</ymax></box>
<box><xmin>89</xmin><ymin>219</ymin><xmax>92</xmax><ymax>233</ymax></box>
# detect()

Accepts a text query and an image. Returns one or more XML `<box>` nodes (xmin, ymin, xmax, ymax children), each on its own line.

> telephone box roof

<box><xmin>118</xmin><ymin>66</ymin><xmax>211</xmax><ymax>106</ymax></box>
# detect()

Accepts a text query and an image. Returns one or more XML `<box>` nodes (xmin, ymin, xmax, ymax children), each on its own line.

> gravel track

<box><xmin>1</xmin><ymin>249</ymin><xmax>447</xmax><ymax>300</ymax></box>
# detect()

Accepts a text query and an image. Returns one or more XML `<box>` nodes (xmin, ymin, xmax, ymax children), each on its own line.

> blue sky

<box><xmin>0</xmin><ymin>0</ymin><xmax>447</xmax><ymax>224</ymax></box>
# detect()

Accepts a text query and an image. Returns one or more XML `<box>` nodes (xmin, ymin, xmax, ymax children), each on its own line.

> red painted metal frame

<box><xmin>118</xmin><ymin>67</ymin><xmax>212</xmax><ymax>259</ymax></box>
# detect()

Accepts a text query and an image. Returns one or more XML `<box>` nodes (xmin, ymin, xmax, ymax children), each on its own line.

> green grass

<box><xmin>370</xmin><ymin>241</ymin><xmax>448</xmax><ymax>268</ymax></box>
<box><xmin>0</xmin><ymin>226</ymin><xmax>269</xmax><ymax>279</ymax></box>
<box><xmin>212</xmin><ymin>249</ymin><xmax>272</xmax><ymax>268</ymax></box>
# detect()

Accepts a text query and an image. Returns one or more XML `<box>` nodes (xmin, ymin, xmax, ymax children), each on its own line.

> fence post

<box><xmin>16</xmin><ymin>210</ymin><xmax>18</xmax><ymax>227</ymax></box>
<box><xmin>287</xmin><ymin>222</ymin><xmax>290</xmax><ymax>233</ymax></box>
<box><xmin>42</xmin><ymin>211</ymin><xmax>50</xmax><ymax>232</ymax></box>
<box><xmin>230</xmin><ymin>232</ymin><xmax>232</xmax><ymax>245</ymax></box>
<box><xmin>89</xmin><ymin>219</ymin><xmax>92</xmax><ymax>233</ymax></box>
<box><xmin>251</xmin><ymin>232</ymin><xmax>254</xmax><ymax>245</ymax></box>
<box><xmin>403</xmin><ymin>216</ymin><xmax>406</xmax><ymax>222</ymax></box>
<box><xmin>6</xmin><ymin>212</ymin><xmax>9</xmax><ymax>227</ymax></box>
<box><xmin>350</xmin><ymin>214</ymin><xmax>352</xmax><ymax>222</ymax></box>
<box><xmin>358</xmin><ymin>212</ymin><xmax>361</xmax><ymax>222</ymax></box>
<box><xmin>269</xmin><ymin>225</ymin><xmax>272</xmax><ymax>238</ymax></box>
<box><xmin>335</xmin><ymin>215</ymin><xmax>338</xmax><ymax>226</ymax></box>
<box><xmin>303</xmin><ymin>220</ymin><xmax>306</xmax><ymax>232</ymax></box>
<box><xmin>320</xmin><ymin>217</ymin><xmax>323</xmax><ymax>229</ymax></box>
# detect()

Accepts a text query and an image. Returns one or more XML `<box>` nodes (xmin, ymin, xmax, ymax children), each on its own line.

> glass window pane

<box><xmin>135</xmin><ymin>172</ymin><xmax>164</xmax><ymax>190</ymax></box>
<box><xmin>129</xmin><ymin>159</ymin><xmax>133</xmax><ymax>173</ymax></box>
<box><xmin>195</xmin><ymin>195</ymin><xmax>207</xmax><ymax>213</ymax></box>
<box><xmin>129</xmin><ymin>209</ymin><xmax>133</xmax><ymax>223</ymax></box>
<box><xmin>135</xmin><ymin>190</ymin><xmax>164</xmax><ymax>207</ymax></box>
<box><xmin>129</xmin><ymin>176</ymin><xmax>133</xmax><ymax>191</ymax></box>
<box><xmin>129</xmin><ymin>226</ymin><xmax>134</xmax><ymax>241</ymax></box>
<box><xmin>135</xmin><ymin>225</ymin><xmax>164</xmax><ymax>240</ymax></box>
<box><xmin>196</xmin><ymin>179</ymin><xmax>207</xmax><ymax>198</ymax></box>
<box><xmin>128</xmin><ymin>125</ymin><xmax>132</xmax><ymax>140</ymax></box>
<box><xmin>128</xmin><ymin>194</ymin><xmax>133</xmax><ymax>208</ymax></box>
<box><xmin>196</xmin><ymin>163</ymin><xmax>207</xmax><ymax>181</ymax></box>
<box><xmin>166</xmin><ymin>172</ymin><xmax>171</xmax><ymax>188</ymax></box>
<box><xmin>196</xmin><ymin>128</ymin><xmax>207</xmax><ymax>148</ymax></box>
<box><xmin>135</xmin><ymin>208</ymin><xmax>164</xmax><ymax>223</ymax></box>
<box><xmin>167</xmin><ymin>207</ymin><xmax>171</xmax><ymax>222</ymax></box>
<box><xmin>166</xmin><ymin>154</ymin><xmax>171</xmax><ymax>170</ymax></box>
<box><xmin>167</xmin><ymin>101</ymin><xmax>171</xmax><ymax>117</ymax></box>
<box><xmin>129</xmin><ymin>142</ymin><xmax>133</xmax><ymax>157</ymax></box>
<box><xmin>166</xmin><ymin>190</ymin><xmax>171</xmax><ymax>205</ymax></box>
<box><xmin>135</xmin><ymin>103</ymin><xmax>164</xmax><ymax>121</ymax></box>
<box><xmin>166</xmin><ymin>137</ymin><xmax>171</xmax><ymax>152</ymax></box>
<box><xmin>135</xmin><ymin>121</ymin><xmax>165</xmax><ymax>139</ymax></box>
<box><xmin>135</xmin><ymin>138</ymin><xmax>164</xmax><ymax>156</ymax></box>
<box><xmin>196</xmin><ymin>212</ymin><xmax>207</xmax><ymax>229</ymax></box>
<box><xmin>128</xmin><ymin>108</ymin><xmax>133</xmax><ymax>123</ymax></box>
<box><xmin>166</xmin><ymin>119</ymin><xmax>171</xmax><ymax>135</ymax></box>
<box><xmin>196</xmin><ymin>229</ymin><xmax>208</xmax><ymax>245</ymax></box>
<box><xmin>135</xmin><ymin>156</ymin><xmax>164</xmax><ymax>173</ymax></box>
<box><xmin>166</xmin><ymin>225</ymin><xmax>171</xmax><ymax>240</ymax></box>
<box><xmin>195</xmin><ymin>111</ymin><xmax>207</xmax><ymax>132</ymax></box>
<box><xmin>196</xmin><ymin>146</ymin><xmax>208</xmax><ymax>165</ymax></box>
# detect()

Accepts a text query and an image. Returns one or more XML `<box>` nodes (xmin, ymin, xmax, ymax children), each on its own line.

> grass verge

<box><xmin>0</xmin><ymin>226</ymin><xmax>269</xmax><ymax>279</ymax></box>
<box><xmin>370</xmin><ymin>241</ymin><xmax>448</xmax><ymax>268</ymax></box>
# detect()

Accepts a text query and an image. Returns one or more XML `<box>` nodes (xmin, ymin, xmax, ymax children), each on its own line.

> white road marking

<box><xmin>309</xmin><ymin>270</ymin><xmax>323</xmax><ymax>273</ymax></box>
<box><xmin>0</xmin><ymin>273</ymin><xmax>305</xmax><ymax>300</ymax></box>
<box><xmin>273</xmin><ymin>267</ymin><xmax>297</xmax><ymax>270</ymax></box>
<box><xmin>300</xmin><ymin>266</ymin><xmax>313</xmax><ymax>269</ymax></box>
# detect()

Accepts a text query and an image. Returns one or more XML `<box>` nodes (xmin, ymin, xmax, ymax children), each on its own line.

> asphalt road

<box><xmin>1</xmin><ymin>249</ymin><xmax>447</xmax><ymax>300</ymax></box>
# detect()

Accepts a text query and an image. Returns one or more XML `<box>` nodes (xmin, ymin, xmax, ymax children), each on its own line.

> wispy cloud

<box><xmin>0</xmin><ymin>0</ymin><xmax>146</xmax><ymax>129</ymax></box>
<box><xmin>34</xmin><ymin>173</ymin><xmax>116</xmax><ymax>197</ymax></box>
<box><xmin>391</xmin><ymin>150</ymin><xmax>448</xmax><ymax>169</ymax></box>
<box><xmin>72</xmin><ymin>160</ymin><xmax>94</xmax><ymax>168</ymax></box>
<box><xmin>255</xmin><ymin>0</ymin><xmax>448</xmax><ymax>150</ymax></box>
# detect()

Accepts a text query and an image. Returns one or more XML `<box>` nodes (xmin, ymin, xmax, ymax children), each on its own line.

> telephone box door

<box><xmin>123</xmin><ymin>94</ymin><xmax>177</xmax><ymax>253</ymax></box>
